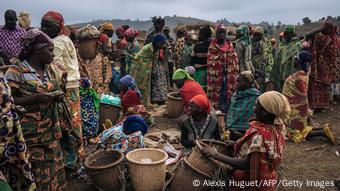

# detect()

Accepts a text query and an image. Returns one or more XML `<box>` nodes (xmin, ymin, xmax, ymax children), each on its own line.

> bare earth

<box><xmin>66</xmin><ymin>104</ymin><xmax>340</xmax><ymax>191</ymax></box>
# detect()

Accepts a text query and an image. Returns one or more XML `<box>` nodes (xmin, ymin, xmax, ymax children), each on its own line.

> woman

<box><xmin>283</xmin><ymin>50</ymin><xmax>336</xmax><ymax>144</ymax></box>
<box><xmin>0</xmin><ymin>72</ymin><xmax>34</xmax><ymax>190</ymax></box>
<box><xmin>207</xmin><ymin>24</ymin><xmax>239</xmax><ymax>113</ymax></box>
<box><xmin>76</xmin><ymin>25</ymin><xmax>112</xmax><ymax>94</ymax></box>
<box><xmin>97</xmin><ymin>115</ymin><xmax>147</xmax><ymax>154</ymax></box>
<box><xmin>174</xmin><ymin>25</ymin><xmax>186</xmax><ymax>69</ymax></box>
<box><xmin>226</xmin><ymin>71</ymin><xmax>261</xmax><ymax>141</ymax></box>
<box><xmin>180</xmin><ymin>95</ymin><xmax>220</xmax><ymax>149</ymax></box>
<box><xmin>124</xmin><ymin>27</ymin><xmax>141</xmax><ymax>74</ymax></box>
<box><xmin>172</xmin><ymin>69</ymin><xmax>207</xmax><ymax>111</ymax></box>
<box><xmin>181</xmin><ymin>32</ymin><xmax>195</xmax><ymax>69</ymax></box>
<box><xmin>79</xmin><ymin>78</ymin><xmax>100</xmax><ymax>142</ymax></box>
<box><xmin>132</xmin><ymin>34</ymin><xmax>168</xmax><ymax>105</ymax></box>
<box><xmin>235</xmin><ymin>25</ymin><xmax>254</xmax><ymax>73</ymax></box>
<box><xmin>6</xmin><ymin>29</ymin><xmax>66</xmax><ymax>191</ymax></box>
<box><xmin>202</xmin><ymin>91</ymin><xmax>291</xmax><ymax>191</ymax></box>
<box><xmin>99</xmin><ymin>22</ymin><xmax>114</xmax><ymax>56</ymax></box>
<box><xmin>191</xmin><ymin>26</ymin><xmax>212</xmax><ymax>90</ymax></box>
<box><xmin>145</xmin><ymin>16</ymin><xmax>165</xmax><ymax>45</ymax></box>
<box><xmin>270</xmin><ymin>26</ymin><xmax>301</xmax><ymax>92</ymax></box>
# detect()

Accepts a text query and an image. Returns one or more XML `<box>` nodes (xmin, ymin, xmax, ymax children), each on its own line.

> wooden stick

<box><xmin>305</xmin><ymin>144</ymin><xmax>328</xmax><ymax>151</ymax></box>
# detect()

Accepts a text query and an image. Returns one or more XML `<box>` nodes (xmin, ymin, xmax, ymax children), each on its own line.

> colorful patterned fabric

<box><xmin>80</xmin><ymin>78</ymin><xmax>99</xmax><ymax>138</ymax></box>
<box><xmin>132</xmin><ymin>43</ymin><xmax>168</xmax><ymax>104</ymax></box>
<box><xmin>181</xmin><ymin>43</ymin><xmax>193</xmax><ymax>68</ymax></box>
<box><xmin>124</xmin><ymin>27</ymin><xmax>139</xmax><ymax>38</ymax></box>
<box><xmin>207</xmin><ymin>39</ymin><xmax>238</xmax><ymax>112</ymax></box>
<box><xmin>76</xmin><ymin>25</ymin><xmax>100</xmax><ymax>40</ymax></box>
<box><xmin>179</xmin><ymin>80</ymin><xmax>207</xmax><ymax>111</ymax></box>
<box><xmin>78</xmin><ymin>53</ymin><xmax>111</xmax><ymax>94</ymax></box>
<box><xmin>125</xmin><ymin>40</ymin><xmax>141</xmax><ymax>74</ymax></box>
<box><xmin>251</xmin><ymin>38</ymin><xmax>274</xmax><ymax>90</ymax></box>
<box><xmin>0</xmin><ymin>73</ymin><xmax>34</xmax><ymax>190</ymax></box>
<box><xmin>236</xmin><ymin>25</ymin><xmax>252</xmax><ymax>73</ymax></box>
<box><xmin>0</xmin><ymin>25</ymin><xmax>27</xmax><ymax>62</ymax></box>
<box><xmin>192</xmin><ymin>40</ymin><xmax>210</xmax><ymax>88</ymax></box>
<box><xmin>98</xmin><ymin>125</ymin><xmax>144</xmax><ymax>154</ymax></box>
<box><xmin>120</xmin><ymin>89</ymin><xmax>141</xmax><ymax>113</ymax></box>
<box><xmin>226</xmin><ymin>88</ymin><xmax>261</xmax><ymax>130</ymax></box>
<box><xmin>236</xmin><ymin>25</ymin><xmax>251</xmax><ymax>46</ymax></box>
<box><xmin>42</xmin><ymin>11</ymin><xmax>64</xmax><ymax>29</ymax></box>
<box><xmin>233</xmin><ymin>120</ymin><xmax>285</xmax><ymax>191</ymax></box>
<box><xmin>5</xmin><ymin>61</ymin><xmax>66</xmax><ymax>190</ymax></box>
<box><xmin>270</xmin><ymin>39</ymin><xmax>301</xmax><ymax>91</ymax></box>
<box><xmin>174</xmin><ymin>37</ymin><xmax>185</xmax><ymax>68</ymax></box>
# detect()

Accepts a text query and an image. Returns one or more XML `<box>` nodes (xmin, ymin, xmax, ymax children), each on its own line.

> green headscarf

<box><xmin>79</xmin><ymin>87</ymin><xmax>100</xmax><ymax>111</ymax></box>
<box><xmin>172</xmin><ymin>69</ymin><xmax>193</xmax><ymax>80</ymax></box>
<box><xmin>284</xmin><ymin>25</ymin><xmax>296</xmax><ymax>34</ymax></box>
<box><xmin>236</xmin><ymin>25</ymin><xmax>251</xmax><ymax>46</ymax></box>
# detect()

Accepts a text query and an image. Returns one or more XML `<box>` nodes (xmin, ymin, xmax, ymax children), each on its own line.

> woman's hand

<box><xmin>201</xmin><ymin>146</ymin><xmax>218</xmax><ymax>158</ymax></box>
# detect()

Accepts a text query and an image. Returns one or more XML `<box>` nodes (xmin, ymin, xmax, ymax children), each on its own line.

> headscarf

<box><xmin>18</xmin><ymin>11</ymin><xmax>31</xmax><ymax>29</ymax></box>
<box><xmin>119</xmin><ymin>75</ymin><xmax>141</xmax><ymax>97</ymax></box>
<box><xmin>76</xmin><ymin>25</ymin><xmax>100</xmax><ymax>40</ymax></box>
<box><xmin>258</xmin><ymin>91</ymin><xmax>291</xmax><ymax>126</ymax></box>
<box><xmin>123</xmin><ymin>115</ymin><xmax>148</xmax><ymax>135</ymax></box>
<box><xmin>253</xmin><ymin>26</ymin><xmax>264</xmax><ymax>34</ymax></box>
<box><xmin>239</xmin><ymin>70</ymin><xmax>259</xmax><ymax>89</ymax></box>
<box><xmin>176</xmin><ymin>25</ymin><xmax>187</xmax><ymax>34</ymax></box>
<box><xmin>216</xmin><ymin>23</ymin><xmax>226</xmax><ymax>31</ymax></box>
<box><xmin>101</xmin><ymin>22</ymin><xmax>114</xmax><ymax>31</ymax></box>
<box><xmin>42</xmin><ymin>11</ymin><xmax>65</xmax><ymax>31</ymax></box>
<box><xmin>124</xmin><ymin>27</ymin><xmax>139</xmax><ymax>38</ymax></box>
<box><xmin>79</xmin><ymin>77</ymin><xmax>100</xmax><ymax>111</ymax></box>
<box><xmin>236</xmin><ymin>25</ymin><xmax>251</xmax><ymax>45</ymax></box>
<box><xmin>19</xmin><ymin>29</ymin><xmax>53</xmax><ymax>61</ymax></box>
<box><xmin>172</xmin><ymin>69</ymin><xmax>194</xmax><ymax>80</ymax></box>
<box><xmin>190</xmin><ymin>95</ymin><xmax>211</xmax><ymax>114</ymax></box>
<box><xmin>116</xmin><ymin>25</ymin><xmax>129</xmax><ymax>35</ymax></box>
<box><xmin>185</xmin><ymin>66</ymin><xmax>195</xmax><ymax>76</ymax></box>
<box><xmin>152</xmin><ymin>34</ymin><xmax>166</xmax><ymax>44</ymax></box>
<box><xmin>284</xmin><ymin>25</ymin><xmax>296</xmax><ymax>34</ymax></box>
<box><xmin>294</xmin><ymin>50</ymin><xmax>312</xmax><ymax>72</ymax></box>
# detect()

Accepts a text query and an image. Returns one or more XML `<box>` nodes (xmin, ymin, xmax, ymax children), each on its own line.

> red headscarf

<box><xmin>42</xmin><ymin>11</ymin><xmax>65</xmax><ymax>33</ymax></box>
<box><xmin>190</xmin><ymin>95</ymin><xmax>211</xmax><ymax>113</ymax></box>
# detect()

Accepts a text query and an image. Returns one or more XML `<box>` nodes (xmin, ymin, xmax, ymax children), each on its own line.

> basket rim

<box><xmin>126</xmin><ymin>148</ymin><xmax>168</xmax><ymax>165</ymax></box>
<box><xmin>100</xmin><ymin>102</ymin><xmax>123</xmax><ymax>108</ymax></box>
<box><xmin>167</xmin><ymin>92</ymin><xmax>182</xmax><ymax>101</ymax></box>
<box><xmin>183</xmin><ymin>158</ymin><xmax>211</xmax><ymax>179</ymax></box>
<box><xmin>195</xmin><ymin>139</ymin><xmax>230</xmax><ymax>166</ymax></box>
<box><xmin>84</xmin><ymin>150</ymin><xmax>124</xmax><ymax>170</ymax></box>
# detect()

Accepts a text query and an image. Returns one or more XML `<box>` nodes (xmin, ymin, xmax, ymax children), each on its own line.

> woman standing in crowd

<box><xmin>77</xmin><ymin>25</ymin><xmax>112</xmax><ymax>94</ymax></box>
<box><xmin>99</xmin><ymin>22</ymin><xmax>115</xmax><ymax>56</ymax></box>
<box><xmin>235</xmin><ymin>25</ymin><xmax>254</xmax><ymax>73</ymax></box>
<box><xmin>145</xmin><ymin>16</ymin><xmax>165</xmax><ymax>45</ymax></box>
<box><xmin>174</xmin><ymin>25</ymin><xmax>186</xmax><ymax>69</ymax></box>
<box><xmin>6</xmin><ymin>29</ymin><xmax>66</xmax><ymax>191</ymax></box>
<box><xmin>132</xmin><ymin>34</ymin><xmax>168</xmax><ymax>105</ymax></box>
<box><xmin>203</xmin><ymin>91</ymin><xmax>290</xmax><ymax>191</ymax></box>
<box><xmin>191</xmin><ymin>26</ymin><xmax>212</xmax><ymax>91</ymax></box>
<box><xmin>124</xmin><ymin>27</ymin><xmax>141</xmax><ymax>74</ymax></box>
<box><xmin>41</xmin><ymin>10</ymin><xmax>83</xmax><ymax>172</ymax></box>
<box><xmin>207</xmin><ymin>24</ymin><xmax>238</xmax><ymax>113</ymax></box>
<box><xmin>180</xmin><ymin>95</ymin><xmax>220</xmax><ymax>150</ymax></box>
<box><xmin>226</xmin><ymin>71</ymin><xmax>261</xmax><ymax>141</ymax></box>
<box><xmin>251</xmin><ymin>26</ymin><xmax>274</xmax><ymax>91</ymax></box>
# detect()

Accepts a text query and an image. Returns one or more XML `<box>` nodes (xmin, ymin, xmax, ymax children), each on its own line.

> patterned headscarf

<box><xmin>236</xmin><ymin>25</ymin><xmax>251</xmax><ymax>46</ymax></box>
<box><xmin>19</xmin><ymin>29</ymin><xmax>53</xmax><ymax>60</ymax></box>
<box><xmin>172</xmin><ymin>68</ymin><xmax>193</xmax><ymax>80</ymax></box>
<box><xmin>190</xmin><ymin>95</ymin><xmax>211</xmax><ymax>114</ymax></box>
<box><xmin>284</xmin><ymin>25</ymin><xmax>296</xmax><ymax>34</ymax></box>
<box><xmin>116</xmin><ymin>25</ymin><xmax>129</xmax><ymax>36</ymax></box>
<box><xmin>119</xmin><ymin>75</ymin><xmax>141</xmax><ymax>97</ymax></box>
<box><xmin>258</xmin><ymin>91</ymin><xmax>291</xmax><ymax>126</ymax></box>
<box><xmin>42</xmin><ymin>11</ymin><xmax>65</xmax><ymax>30</ymax></box>
<box><xmin>76</xmin><ymin>25</ymin><xmax>100</xmax><ymax>40</ymax></box>
<box><xmin>124</xmin><ymin>27</ymin><xmax>139</xmax><ymax>38</ymax></box>
<box><xmin>18</xmin><ymin>11</ymin><xmax>31</xmax><ymax>29</ymax></box>
<box><xmin>216</xmin><ymin>23</ymin><xmax>226</xmax><ymax>30</ymax></box>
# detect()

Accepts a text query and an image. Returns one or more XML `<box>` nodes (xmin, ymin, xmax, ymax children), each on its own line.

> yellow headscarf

<box><xmin>258</xmin><ymin>91</ymin><xmax>291</xmax><ymax>126</ymax></box>
<box><xmin>101</xmin><ymin>22</ymin><xmax>114</xmax><ymax>31</ymax></box>
<box><xmin>18</xmin><ymin>11</ymin><xmax>31</xmax><ymax>29</ymax></box>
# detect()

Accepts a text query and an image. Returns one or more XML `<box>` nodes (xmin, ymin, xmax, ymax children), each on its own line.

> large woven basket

<box><xmin>84</xmin><ymin>150</ymin><xmax>124</xmax><ymax>191</ymax></box>
<box><xmin>126</xmin><ymin>148</ymin><xmax>168</xmax><ymax>191</ymax></box>
<box><xmin>186</xmin><ymin>139</ymin><xmax>233</xmax><ymax>176</ymax></box>
<box><xmin>99</xmin><ymin>103</ymin><xmax>122</xmax><ymax>132</ymax></box>
<box><xmin>167</xmin><ymin>158</ymin><xmax>211</xmax><ymax>191</ymax></box>
<box><xmin>167</xmin><ymin>92</ymin><xmax>184</xmax><ymax>118</ymax></box>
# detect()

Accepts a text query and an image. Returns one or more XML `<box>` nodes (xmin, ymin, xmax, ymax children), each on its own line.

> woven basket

<box><xmin>167</xmin><ymin>92</ymin><xmax>184</xmax><ymax>119</ymax></box>
<box><xmin>99</xmin><ymin>103</ymin><xmax>122</xmax><ymax>131</ymax></box>
<box><xmin>168</xmin><ymin>158</ymin><xmax>211</xmax><ymax>191</ymax></box>
<box><xmin>186</xmin><ymin>140</ymin><xmax>233</xmax><ymax>176</ymax></box>
<box><xmin>84</xmin><ymin>150</ymin><xmax>124</xmax><ymax>191</ymax></box>
<box><xmin>126</xmin><ymin>148</ymin><xmax>168</xmax><ymax>191</ymax></box>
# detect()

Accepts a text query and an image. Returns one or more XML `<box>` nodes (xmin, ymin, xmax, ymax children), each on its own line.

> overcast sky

<box><xmin>1</xmin><ymin>0</ymin><xmax>339</xmax><ymax>26</ymax></box>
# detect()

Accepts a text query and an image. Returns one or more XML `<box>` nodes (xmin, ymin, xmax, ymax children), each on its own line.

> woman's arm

<box><xmin>12</xmin><ymin>88</ymin><xmax>54</xmax><ymax>106</ymax></box>
<box><xmin>213</xmin><ymin>152</ymin><xmax>250</xmax><ymax>170</ymax></box>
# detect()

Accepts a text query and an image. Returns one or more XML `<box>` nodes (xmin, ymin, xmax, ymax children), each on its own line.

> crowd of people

<box><xmin>0</xmin><ymin>9</ymin><xmax>339</xmax><ymax>191</ymax></box>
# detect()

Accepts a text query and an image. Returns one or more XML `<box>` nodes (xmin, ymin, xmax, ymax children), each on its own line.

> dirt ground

<box><xmin>66</xmin><ymin>104</ymin><xmax>340</xmax><ymax>191</ymax></box>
